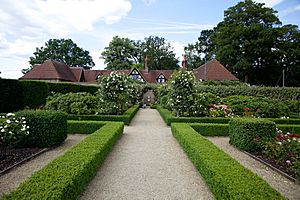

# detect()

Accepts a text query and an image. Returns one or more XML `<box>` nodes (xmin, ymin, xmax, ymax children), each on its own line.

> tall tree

<box><xmin>101</xmin><ymin>36</ymin><xmax>140</xmax><ymax>70</ymax></box>
<box><xmin>184</xmin><ymin>29</ymin><xmax>216</xmax><ymax>69</ymax></box>
<box><xmin>23</xmin><ymin>39</ymin><xmax>94</xmax><ymax>74</ymax></box>
<box><xmin>141</xmin><ymin>36</ymin><xmax>179</xmax><ymax>70</ymax></box>
<box><xmin>212</xmin><ymin>0</ymin><xmax>282</xmax><ymax>84</ymax></box>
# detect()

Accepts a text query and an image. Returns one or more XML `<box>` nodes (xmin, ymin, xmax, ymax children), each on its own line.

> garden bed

<box><xmin>0</xmin><ymin>148</ymin><xmax>46</xmax><ymax>174</ymax></box>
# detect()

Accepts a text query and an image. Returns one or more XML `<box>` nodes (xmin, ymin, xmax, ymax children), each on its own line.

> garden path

<box><xmin>80</xmin><ymin>108</ymin><xmax>214</xmax><ymax>200</ymax></box>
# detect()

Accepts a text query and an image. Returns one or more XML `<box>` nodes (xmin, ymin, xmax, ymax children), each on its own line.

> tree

<box><xmin>101</xmin><ymin>35</ymin><xmax>179</xmax><ymax>70</ymax></box>
<box><xmin>141</xmin><ymin>36</ymin><xmax>179</xmax><ymax>70</ymax></box>
<box><xmin>23</xmin><ymin>39</ymin><xmax>94</xmax><ymax>74</ymax></box>
<box><xmin>212</xmin><ymin>0</ymin><xmax>282</xmax><ymax>85</ymax></box>
<box><xmin>184</xmin><ymin>29</ymin><xmax>216</xmax><ymax>69</ymax></box>
<box><xmin>101</xmin><ymin>36</ymin><xmax>140</xmax><ymax>70</ymax></box>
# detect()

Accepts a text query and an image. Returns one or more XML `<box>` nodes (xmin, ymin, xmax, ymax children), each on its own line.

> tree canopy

<box><xmin>23</xmin><ymin>38</ymin><xmax>95</xmax><ymax>74</ymax></box>
<box><xmin>101</xmin><ymin>35</ymin><xmax>179</xmax><ymax>70</ymax></box>
<box><xmin>185</xmin><ymin>0</ymin><xmax>300</xmax><ymax>86</ymax></box>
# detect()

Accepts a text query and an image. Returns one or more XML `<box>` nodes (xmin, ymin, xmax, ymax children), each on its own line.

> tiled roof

<box><xmin>139</xmin><ymin>70</ymin><xmax>173</xmax><ymax>83</ymax></box>
<box><xmin>193</xmin><ymin>59</ymin><xmax>238</xmax><ymax>81</ymax></box>
<box><xmin>20</xmin><ymin>59</ymin><xmax>78</xmax><ymax>82</ymax></box>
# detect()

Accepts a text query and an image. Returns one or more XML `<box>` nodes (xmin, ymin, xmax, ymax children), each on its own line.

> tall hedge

<box><xmin>15</xmin><ymin>110</ymin><xmax>67</xmax><ymax>147</ymax></box>
<box><xmin>196</xmin><ymin>85</ymin><xmax>300</xmax><ymax>100</ymax></box>
<box><xmin>0</xmin><ymin>79</ymin><xmax>23</xmax><ymax>112</ymax></box>
<box><xmin>48</xmin><ymin>82</ymin><xmax>98</xmax><ymax>94</ymax></box>
<box><xmin>20</xmin><ymin>80</ymin><xmax>50</xmax><ymax>109</ymax></box>
<box><xmin>229</xmin><ymin>118</ymin><xmax>276</xmax><ymax>151</ymax></box>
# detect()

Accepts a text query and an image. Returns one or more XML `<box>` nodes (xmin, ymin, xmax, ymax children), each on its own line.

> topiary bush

<box><xmin>15</xmin><ymin>110</ymin><xmax>67</xmax><ymax>147</ymax></box>
<box><xmin>45</xmin><ymin>92</ymin><xmax>98</xmax><ymax>115</ymax></box>
<box><xmin>229</xmin><ymin>118</ymin><xmax>276</xmax><ymax>151</ymax></box>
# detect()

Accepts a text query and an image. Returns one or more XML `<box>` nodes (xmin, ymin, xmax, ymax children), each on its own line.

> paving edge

<box><xmin>242</xmin><ymin>150</ymin><xmax>299</xmax><ymax>184</ymax></box>
<box><xmin>0</xmin><ymin>148</ymin><xmax>49</xmax><ymax>176</ymax></box>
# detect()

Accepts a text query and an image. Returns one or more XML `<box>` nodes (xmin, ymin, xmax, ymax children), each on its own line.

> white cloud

<box><xmin>170</xmin><ymin>41</ymin><xmax>185</xmax><ymax>63</ymax></box>
<box><xmin>255</xmin><ymin>0</ymin><xmax>284</xmax><ymax>7</ymax></box>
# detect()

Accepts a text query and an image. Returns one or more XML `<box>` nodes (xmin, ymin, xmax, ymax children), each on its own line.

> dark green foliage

<box><xmin>190</xmin><ymin>123</ymin><xmax>229</xmax><ymax>136</ymax></box>
<box><xmin>156</xmin><ymin>105</ymin><xmax>172</xmax><ymax>125</ymax></box>
<box><xmin>45</xmin><ymin>92</ymin><xmax>98</xmax><ymax>115</ymax></box>
<box><xmin>48</xmin><ymin>82</ymin><xmax>98</xmax><ymax>94</ymax></box>
<box><xmin>23</xmin><ymin>38</ymin><xmax>94</xmax><ymax>73</ymax></box>
<box><xmin>229</xmin><ymin>118</ymin><xmax>276</xmax><ymax>151</ymax></box>
<box><xmin>20</xmin><ymin>80</ymin><xmax>50</xmax><ymax>109</ymax></box>
<box><xmin>0</xmin><ymin>79</ymin><xmax>23</xmax><ymax>113</ymax></box>
<box><xmin>171</xmin><ymin>123</ymin><xmax>285</xmax><ymax>200</ymax></box>
<box><xmin>15</xmin><ymin>110</ymin><xmax>67</xmax><ymax>147</ymax></box>
<box><xmin>195</xmin><ymin>84</ymin><xmax>300</xmax><ymax>100</ymax></box>
<box><xmin>67</xmin><ymin>121</ymin><xmax>106</xmax><ymax>134</ymax></box>
<box><xmin>67</xmin><ymin>105</ymin><xmax>139</xmax><ymax>125</ymax></box>
<box><xmin>2</xmin><ymin>122</ymin><xmax>124</xmax><ymax>200</ymax></box>
<box><xmin>276</xmin><ymin>125</ymin><xmax>300</xmax><ymax>134</ymax></box>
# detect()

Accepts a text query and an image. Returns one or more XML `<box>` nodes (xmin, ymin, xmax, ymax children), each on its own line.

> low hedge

<box><xmin>277</xmin><ymin>124</ymin><xmax>300</xmax><ymax>134</ymax></box>
<box><xmin>190</xmin><ymin>123</ymin><xmax>300</xmax><ymax>136</ymax></box>
<box><xmin>2</xmin><ymin>122</ymin><xmax>124</xmax><ymax>200</ymax></box>
<box><xmin>156</xmin><ymin>105</ymin><xmax>300</xmax><ymax>126</ymax></box>
<box><xmin>190</xmin><ymin>123</ymin><xmax>229</xmax><ymax>136</ymax></box>
<box><xmin>229</xmin><ymin>118</ymin><xmax>276</xmax><ymax>151</ymax></box>
<box><xmin>15</xmin><ymin>110</ymin><xmax>67</xmax><ymax>147</ymax></box>
<box><xmin>171</xmin><ymin>123</ymin><xmax>285</xmax><ymax>200</ymax></box>
<box><xmin>68</xmin><ymin>105</ymin><xmax>140</xmax><ymax>125</ymax></box>
<box><xmin>67</xmin><ymin>120</ymin><xmax>106</xmax><ymax>134</ymax></box>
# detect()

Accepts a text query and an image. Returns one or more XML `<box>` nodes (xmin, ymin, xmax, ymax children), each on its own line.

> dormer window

<box><xmin>130</xmin><ymin>69</ymin><xmax>143</xmax><ymax>81</ymax></box>
<box><xmin>157</xmin><ymin>74</ymin><xmax>166</xmax><ymax>83</ymax></box>
<box><xmin>96</xmin><ymin>74</ymin><xmax>101</xmax><ymax>81</ymax></box>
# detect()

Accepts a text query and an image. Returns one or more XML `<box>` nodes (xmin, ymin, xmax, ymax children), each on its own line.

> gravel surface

<box><xmin>207</xmin><ymin>136</ymin><xmax>300</xmax><ymax>200</ymax></box>
<box><xmin>0</xmin><ymin>134</ymin><xmax>87</xmax><ymax>196</ymax></box>
<box><xmin>80</xmin><ymin>109</ymin><xmax>214</xmax><ymax>200</ymax></box>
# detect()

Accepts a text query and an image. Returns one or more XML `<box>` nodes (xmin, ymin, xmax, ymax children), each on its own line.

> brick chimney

<box><xmin>181</xmin><ymin>55</ymin><xmax>187</xmax><ymax>69</ymax></box>
<box><xmin>145</xmin><ymin>55</ymin><xmax>149</xmax><ymax>73</ymax></box>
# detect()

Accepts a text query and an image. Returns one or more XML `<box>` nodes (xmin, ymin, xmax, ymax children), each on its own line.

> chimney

<box><xmin>181</xmin><ymin>55</ymin><xmax>187</xmax><ymax>69</ymax></box>
<box><xmin>145</xmin><ymin>55</ymin><xmax>149</xmax><ymax>73</ymax></box>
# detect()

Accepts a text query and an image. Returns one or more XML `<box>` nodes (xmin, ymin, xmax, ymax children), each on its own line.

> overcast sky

<box><xmin>0</xmin><ymin>0</ymin><xmax>299</xmax><ymax>79</ymax></box>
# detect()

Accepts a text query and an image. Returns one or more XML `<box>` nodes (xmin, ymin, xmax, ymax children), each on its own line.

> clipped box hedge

<box><xmin>47</xmin><ymin>82</ymin><xmax>99</xmax><ymax>94</ymax></box>
<box><xmin>15</xmin><ymin>110</ymin><xmax>67</xmax><ymax>147</ymax></box>
<box><xmin>190</xmin><ymin>123</ymin><xmax>229</xmax><ymax>136</ymax></box>
<box><xmin>171</xmin><ymin>123</ymin><xmax>285</xmax><ymax>200</ymax></box>
<box><xmin>2</xmin><ymin>122</ymin><xmax>124</xmax><ymax>200</ymax></box>
<box><xmin>67</xmin><ymin>120</ymin><xmax>106</xmax><ymax>134</ymax></box>
<box><xmin>229</xmin><ymin>118</ymin><xmax>276</xmax><ymax>151</ymax></box>
<box><xmin>155</xmin><ymin>105</ymin><xmax>300</xmax><ymax>126</ymax></box>
<box><xmin>277</xmin><ymin>124</ymin><xmax>300</xmax><ymax>134</ymax></box>
<box><xmin>0</xmin><ymin>79</ymin><xmax>23</xmax><ymax>113</ymax></box>
<box><xmin>68</xmin><ymin>105</ymin><xmax>140</xmax><ymax>125</ymax></box>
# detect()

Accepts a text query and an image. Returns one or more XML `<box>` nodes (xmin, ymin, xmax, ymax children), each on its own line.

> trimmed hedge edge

<box><xmin>171</xmin><ymin>123</ymin><xmax>285</xmax><ymax>200</ymax></box>
<box><xmin>156</xmin><ymin>105</ymin><xmax>300</xmax><ymax>126</ymax></box>
<box><xmin>67</xmin><ymin>105</ymin><xmax>140</xmax><ymax>125</ymax></box>
<box><xmin>67</xmin><ymin>120</ymin><xmax>107</xmax><ymax>134</ymax></box>
<box><xmin>2</xmin><ymin>122</ymin><xmax>124</xmax><ymax>200</ymax></box>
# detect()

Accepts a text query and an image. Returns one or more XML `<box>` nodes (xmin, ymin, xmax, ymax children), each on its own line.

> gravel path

<box><xmin>0</xmin><ymin>134</ymin><xmax>87</xmax><ymax>196</ymax></box>
<box><xmin>207</xmin><ymin>136</ymin><xmax>300</xmax><ymax>200</ymax></box>
<box><xmin>80</xmin><ymin>109</ymin><xmax>214</xmax><ymax>200</ymax></box>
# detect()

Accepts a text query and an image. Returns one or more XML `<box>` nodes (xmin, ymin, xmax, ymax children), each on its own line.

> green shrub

<box><xmin>2</xmin><ymin>122</ymin><xmax>124</xmax><ymax>200</ymax></box>
<box><xmin>68</xmin><ymin>105</ymin><xmax>139</xmax><ymax>125</ymax></box>
<box><xmin>190</xmin><ymin>123</ymin><xmax>229</xmax><ymax>136</ymax></box>
<box><xmin>20</xmin><ymin>80</ymin><xmax>50</xmax><ymax>109</ymax></box>
<box><xmin>171</xmin><ymin>123</ymin><xmax>285</xmax><ymax>200</ymax></box>
<box><xmin>229</xmin><ymin>118</ymin><xmax>276</xmax><ymax>151</ymax></box>
<box><xmin>67</xmin><ymin>120</ymin><xmax>106</xmax><ymax>134</ymax></box>
<box><xmin>48</xmin><ymin>82</ymin><xmax>99</xmax><ymax>94</ymax></box>
<box><xmin>195</xmin><ymin>84</ymin><xmax>299</xmax><ymax>100</ymax></box>
<box><xmin>45</xmin><ymin>92</ymin><xmax>98</xmax><ymax>115</ymax></box>
<box><xmin>0</xmin><ymin>113</ymin><xmax>30</xmax><ymax>147</ymax></box>
<box><xmin>276</xmin><ymin>124</ymin><xmax>300</xmax><ymax>134</ymax></box>
<box><xmin>156</xmin><ymin>105</ymin><xmax>172</xmax><ymax>125</ymax></box>
<box><xmin>0</xmin><ymin>79</ymin><xmax>23</xmax><ymax>113</ymax></box>
<box><xmin>15</xmin><ymin>110</ymin><xmax>67</xmax><ymax>147</ymax></box>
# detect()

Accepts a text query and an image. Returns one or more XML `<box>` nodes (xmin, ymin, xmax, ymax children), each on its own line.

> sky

<box><xmin>0</xmin><ymin>0</ymin><xmax>299</xmax><ymax>79</ymax></box>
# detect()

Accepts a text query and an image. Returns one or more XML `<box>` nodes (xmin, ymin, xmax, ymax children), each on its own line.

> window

<box><xmin>157</xmin><ymin>74</ymin><xmax>165</xmax><ymax>83</ymax></box>
<box><xmin>130</xmin><ymin>69</ymin><xmax>143</xmax><ymax>81</ymax></box>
